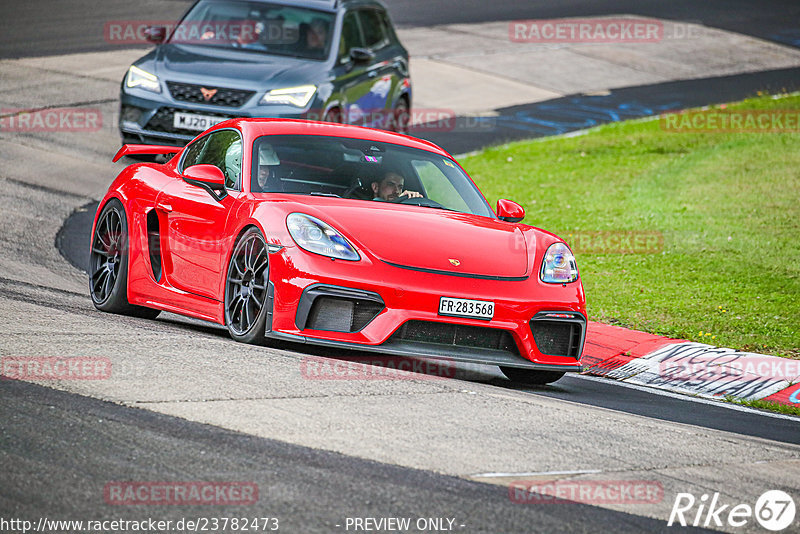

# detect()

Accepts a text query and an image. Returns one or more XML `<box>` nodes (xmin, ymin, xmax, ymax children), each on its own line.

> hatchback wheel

<box><xmin>392</xmin><ymin>98</ymin><xmax>410</xmax><ymax>134</ymax></box>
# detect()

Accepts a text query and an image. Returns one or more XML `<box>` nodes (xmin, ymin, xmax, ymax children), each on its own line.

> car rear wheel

<box><xmin>500</xmin><ymin>367</ymin><xmax>566</xmax><ymax>385</ymax></box>
<box><xmin>89</xmin><ymin>199</ymin><xmax>160</xmax><ymax>319</ymax></box>
<box><xmin>224</xmin><ymin>227</ymin><xmax>270</xmax><ymax>345</ymax></box>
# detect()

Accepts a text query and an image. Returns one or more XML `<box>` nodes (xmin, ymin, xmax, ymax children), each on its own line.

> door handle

<box><xmin>156</xmin><ymin>202</ymin><xmax>172</xmax><ymax>213</ymax></box>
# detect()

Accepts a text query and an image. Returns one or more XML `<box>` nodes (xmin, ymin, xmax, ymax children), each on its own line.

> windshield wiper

<box><xmin>308</xmin><ymin>192</ymin><xmax>341</xmax><ymax>198</ymax></box>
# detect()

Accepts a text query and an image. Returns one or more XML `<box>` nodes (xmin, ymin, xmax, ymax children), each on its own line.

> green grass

<box><xmin>725</xmin><ymin>395</ymin><xmax>800</xmax><ymax>417</ymax></box>
<box><xmin>461</xmin><ymin>94</ymin><xmax>800</xmax><ymax>358</ymax></box>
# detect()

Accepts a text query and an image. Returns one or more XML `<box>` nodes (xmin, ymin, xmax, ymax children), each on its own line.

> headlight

<box><xmin>125</xmin><ymin>66</ymin><xmax>161</xmax><ymax>93</ymax></box>
<box><xmin>260</xmin><ymin>85</ymin><xmax>316</xmax><ymax>107</ymax></box>
<box><xmin>540</xmin><ymin>242</ymin><xmax>578</xmax><ymax>283</ymax></box>
<box><xmin>287</xmin><ymin>213</ymin><xmax>359</xmax><ymax>261</ymax></box>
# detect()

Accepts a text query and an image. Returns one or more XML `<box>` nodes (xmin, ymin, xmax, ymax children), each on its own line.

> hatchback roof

<box><xmin>247</xmin><ymin>0</ymin><xmax>387</xmax><ymax>11</ymax></box>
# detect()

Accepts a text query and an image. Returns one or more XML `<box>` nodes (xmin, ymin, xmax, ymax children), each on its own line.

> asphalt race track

<box><xmin>1</xmin><ymin>1</ymin><xmax>799</xmax><ymax>533</ymax></box>
<box><xmin>2</xmin><ymin>0</ymin><xmax>799</xmax><ymax>58</ymax></box>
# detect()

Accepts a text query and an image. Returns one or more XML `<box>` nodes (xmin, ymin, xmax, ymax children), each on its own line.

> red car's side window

<box><xmin>181</xmin><ymin>129</ymin><xmax>242</xmax><ymax>190</ymax></box>
<box><xmin>182</xmin><ymin>136</ymin><xmax>207</xmax><ymax>170</ymax></box>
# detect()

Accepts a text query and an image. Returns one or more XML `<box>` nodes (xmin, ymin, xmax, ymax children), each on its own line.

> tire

<box><xmin>323</xmin><ymin>107</ymin><xmax>343</xmax><ymax>124</ymax></box>
<box><xmin>224</xmin><ymin>227</ymin><xmax>270</xmax><ymax>345</ymax></box>
<box><xmin>500</xmin><ymin>367</ymin><xmax>566</xmax><ymax>385</ymax></box>
<box><xmin>391</xmin><ymin>97</ymin><xmax>410</xmax><ymax>134</ymax></box>
<box><xmin>89</xmin><ymin>199</ymin><xmax>160</xmax><ymax>319</ymax></box>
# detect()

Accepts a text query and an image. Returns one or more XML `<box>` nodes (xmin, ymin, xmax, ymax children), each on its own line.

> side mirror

<box><xmin>349</xmin><ymin>47</ymin><xmax>375</xmax><ymax>63</ymax></box>
<box><xmin>145</xmin><ymin>26</ymin><xmax>167</xmax><ymax>44</ymax></box>
<box><xmin>183</xmin><ymin>164</ymin><xmax>228</xmax><ymax>201</ymax></box>
<box><xmin>496</xmin><ymin>199</ymin><xmax>525</xmax><ymax>223</ymax></box>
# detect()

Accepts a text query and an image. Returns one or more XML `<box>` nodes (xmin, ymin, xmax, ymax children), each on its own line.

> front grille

<box><xmin>530</xmin><ymin>320</ymin><xmax>582</xmax><ymax>357</ymax></box>
<box><xmin>306</xmin><ymin>297</ymin><xmax>384</xmax><ymax>333</ymax></box>
<box><xmin>145</xmin><ymin>107</ymin><xmax>233</xmax><ymax>136</ymax></box>
<box><xmin>167</xmin><ymin>81</ymin><xmax>255</xmax><ymax>108</ymax></box>
<box><xmin>389</xmin><ymin>321</ymin><xmax>519</xmax><ymax>354</ymax></box>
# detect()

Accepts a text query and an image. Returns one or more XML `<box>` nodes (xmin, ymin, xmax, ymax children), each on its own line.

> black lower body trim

<box><xmin>265</xmin><ymin>331</ymin><xmax>581</xmax><ymax>372</ymax></box>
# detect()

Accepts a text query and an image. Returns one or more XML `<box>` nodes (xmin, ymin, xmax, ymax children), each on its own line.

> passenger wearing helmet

<box><xmin>255</xmin><ymin>143</ymin><xmax>280</xmax><ymax>192</ymax></box>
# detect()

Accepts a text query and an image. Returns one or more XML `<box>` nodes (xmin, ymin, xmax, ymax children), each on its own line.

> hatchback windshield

<box><xmin>251</xmin><ymin>135</ymin><xmax>495</xmax><ymax>217</ymax></box>
<box><xmin>171</xmin><ymin>0</ymin><xmax>334</xmax><ymax>60</ymax></box>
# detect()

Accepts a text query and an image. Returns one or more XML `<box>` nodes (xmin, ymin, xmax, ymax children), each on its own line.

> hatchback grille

<box><xmin>530</xmin><ymin>320</ymin><xmax>583</xmax><ymax>358</ymax></box>
<box><xmin>389</xmin><ymin>321</ymin><xmax>519</xmax><ymax>354</ymax></box>
<box><xmin>145</xmin><ymin>107</ymin><xmax>233</xmax><ymax>136</ymax></box>
<box><xmin>167</xmin><ymin>81</ymin><xmax>255</xmax><ymax>108</ymax></box>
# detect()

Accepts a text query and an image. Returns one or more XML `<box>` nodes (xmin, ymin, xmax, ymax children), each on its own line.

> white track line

<box><xmin>471</xmin><ymin>469</ymin><xmax>603</xmax><ymax>478</ymax></box>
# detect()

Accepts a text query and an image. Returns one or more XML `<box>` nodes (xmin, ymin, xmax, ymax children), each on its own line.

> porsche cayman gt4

<box><xmin>90</xmin><ymin>118</ymin><xmax>586</xmax><ymax>384</ymax></box>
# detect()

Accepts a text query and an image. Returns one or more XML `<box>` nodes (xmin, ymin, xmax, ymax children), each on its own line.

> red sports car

<box><xmin>90</xmin><ymin>119</ymin><xmax>586</xmax><ymax>384</ymax></box>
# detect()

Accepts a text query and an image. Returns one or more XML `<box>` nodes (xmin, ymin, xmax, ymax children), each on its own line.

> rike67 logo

<box><xmin>668</xmin><ymin>490</ymin><xmax>796</xmax><ymax>531</ymax></box>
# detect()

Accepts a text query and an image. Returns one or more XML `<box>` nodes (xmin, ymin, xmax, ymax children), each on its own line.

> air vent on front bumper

<box><xmin>306</xmin><ymin>297</ymin><xmax>384</xmax><ymax>333</ymax></box>
<box><xmin>529</xmin><ymin>312</ymin><xmax>586</xmax><ymax>358</ymax></box>
<box><xmin>296</xmin><ymin>285</ymin><xmax>384</xmax><ymax>333</ymax></box>
<box><xmin>389</xmin><ymin>320</ymin><xmax>520</xmax><ymax>355</ymax></box>
<box><xmin>166</xmin><ymin>82</ymin><xmax>255</xmax><ymax>108</ymax></box>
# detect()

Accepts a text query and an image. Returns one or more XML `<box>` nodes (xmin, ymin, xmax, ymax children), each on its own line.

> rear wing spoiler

<box><xmin>113</xmin><ymin>144</ymin><xmax>180</xmax><ymax>162</ymax></box>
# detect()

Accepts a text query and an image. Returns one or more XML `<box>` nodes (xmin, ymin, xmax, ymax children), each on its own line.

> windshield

<box><xmin>251</xmin><ymin>135</ymin><xmax>495</xmax><ymax>218</ymax></box>
<box><xmin>171</xmin><ymin>0</ymin><xmax>334</xmax><ymax>60</ymax></box>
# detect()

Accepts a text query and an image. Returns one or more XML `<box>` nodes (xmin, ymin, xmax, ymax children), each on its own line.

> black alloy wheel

<box><xmin>224</xmin><ymin>227</ymin><xmax>270</xmax><ymax>344</ymax></box>
<box><xmin>89</xmin><ymin>199</ymin><xmax>160</xmax><ymax>319</ymax></box>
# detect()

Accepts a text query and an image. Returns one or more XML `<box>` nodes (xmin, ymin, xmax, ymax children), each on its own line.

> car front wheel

<box><xmin>224</xmin><ymin>227</ymin><xmax>270</xmax><ymax>345</ymax></box>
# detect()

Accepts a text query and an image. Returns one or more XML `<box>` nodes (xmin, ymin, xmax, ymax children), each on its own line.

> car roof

<box><xmin>228</xmin><ymin>118</ymin><xmax>453</xmax><ymax>158</ymax></box>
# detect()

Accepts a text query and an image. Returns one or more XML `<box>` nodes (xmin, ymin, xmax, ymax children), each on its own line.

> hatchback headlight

<box><xmin>125</xmin><ymin>65</ymin><xmax>161</xmax><ymax>93</ymax></box>
<box><xmin>260</xmin><ymin>85</ymin><xmax>316</xmax><ymax>107</ymax></box>
<box><xmin>287</xmin><ymin>213</ymin><xmax>359</xmax><ymax>261</ymax></box>
<box><xmin>540</xmin><ymin>242</ymin><xmax>578</xmax><ymax>283</ymax></box>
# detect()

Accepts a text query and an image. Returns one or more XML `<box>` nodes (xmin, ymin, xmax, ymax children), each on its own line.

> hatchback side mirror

<box><xmin>496</xmin><ymin>199</ymin><xmax>525</xmax><ymax>223</ymax></box>
<box><xmin>183</xmin><ymin>164</ymin><xmax>228</xmax><ymax>201</ymax></box>
<box><xmin>145</xmin><ymin>26</ymin><xmax>167</xmax><ymax>44</ymax></box>
<box><xmin>349</xmin><ymin>47</ymin><xmax>375</xmax><ymax>63</ymax></box>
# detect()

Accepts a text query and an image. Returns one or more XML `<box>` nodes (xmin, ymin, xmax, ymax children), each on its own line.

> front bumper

<box><xmin>266</xmin><ymin>246</ymin><xmax>587</xmax><ymax>371</ymax></box>
<box><xmin>119</xmin><ymin>89</ymin><xmax>324</xmax><ymax>146</ymax></box>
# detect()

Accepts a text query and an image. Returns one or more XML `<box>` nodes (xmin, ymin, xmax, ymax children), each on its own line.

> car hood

<box><xmin>152</xmin><ymin>43</ymin><xmax>324</xmax><ymax>88</ymax></box>
<box><xmin>298</xmin><ymin>201</ymin><xmax>530</xmax><ymax>278</ymax></box>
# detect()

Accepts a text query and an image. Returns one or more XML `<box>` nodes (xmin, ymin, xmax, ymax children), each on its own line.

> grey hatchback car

<box><xmin>119</xmin><ymin>0</ymin><xmax>411</xmax><ymax>146</ymax></box>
